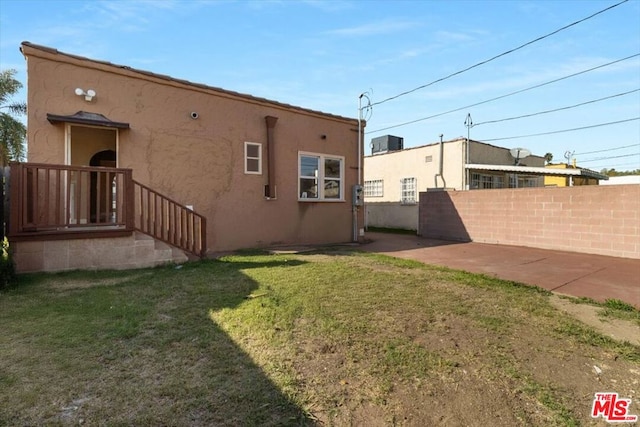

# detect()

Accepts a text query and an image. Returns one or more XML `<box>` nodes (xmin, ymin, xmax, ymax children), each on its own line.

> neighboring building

<box><xmin>363</xmin><ymin>136</ymin><xmax>606</xmax><ymax>231</ymax></box>
<box><xmin>544</xmin><ymin>161</ymin><xmax>603</xmax><ymax>186</ymax></box>
<box><xmin>11</xmin><ymin>42</ymin><xmax>363</xmax><ymax>271</ymax></box>
<box><xmin>600</xmin><ymin>175</ymin><xmax>640</xmax><ymax>185</ymax></box>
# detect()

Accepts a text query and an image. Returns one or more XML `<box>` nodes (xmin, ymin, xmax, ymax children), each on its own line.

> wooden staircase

<box><xmin>6</xmin><ymin>162</ymin><xmax>206</xmax><ymax>272</ymax></box>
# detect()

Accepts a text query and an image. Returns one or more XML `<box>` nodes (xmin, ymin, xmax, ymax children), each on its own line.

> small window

<box><xmin>401</xmin><ymin>177</ymin><xmax>416</xmax><ymax>204</ymax></box>
<box><xmin>244</xmin><ymin>142</ymin><xmax>262</xmax><ymax>174</ymax></box>
<box><xmin>298</xmin><ymin>152</ymin><xmax>344</xmax><ymax>201</ymax></box>
<box><xmin>364</xmin><ymin>179</ymin><xmax>384</xmax><ymax>197</ymax></box>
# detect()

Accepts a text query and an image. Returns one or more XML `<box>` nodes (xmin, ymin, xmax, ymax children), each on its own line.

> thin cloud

<box><xmin>397</xmin><ymin>55</ymin><xmax>640</xmax><ymax>102</ymax></box>
<box><xmin>325</xmin><ymin>19</ymin><xmax>421</xmax><ymax>37</ymax></box>
<box><xmin>302</xmin><ymin>0</ymin><xmax>355</xmax><ymax>13</ymax></box>
<box><xmin>81</xmin><ymin>0</ymin><xmax>191</xmax><ymax>32</ymax></box>
<box><xmin>435</xmin><ymin>30</ymin><xmax>476</xmax><ymax>43</ymax></box>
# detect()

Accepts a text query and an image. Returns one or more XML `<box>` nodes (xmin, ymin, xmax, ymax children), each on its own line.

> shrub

<box><xmin>0</xmin><ymin>237</ymin><xmax>15</xmax><ymax>289</ymax></box>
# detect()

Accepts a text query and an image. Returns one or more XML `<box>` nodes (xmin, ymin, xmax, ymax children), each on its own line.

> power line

<box><xmin>587</xmin><ymin>162</ymin><xmax>640</xmax><ymax>169</ymax></box>
<box><xmin>575</xmin><ymin>143</ymin><xmax>640</xmax><ymax>156</ymax></box>
<box><xmin>580</xmin><ymin>153</ymin><xmax>640</xmax><ymax>163</ymax></box>
<box><xmin>370</xmin><ymin>0</ymin><xmax>629</xmax><ymax>107</ymax></box>
<box><xmin>474</xmin><ymin>89</ymin><xmax>640</xmax><ymax>126</ymax></box>
<box><xmin>482</xmin><ymin>117</ymin><xmax>640</xmax><ymax>141</ymax></box>
<box><xmin>367</xmin><ymin>53</ymin><xmax>639</xmax><ymax>134</ymax></box>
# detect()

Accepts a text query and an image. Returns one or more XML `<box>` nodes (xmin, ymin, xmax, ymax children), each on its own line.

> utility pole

<box><xmin>355</xmin><ymin>92</ymin><xmax>372</xmax><ymax>241</ymax></box>
<box><xmin>464</xmin><ymin>113</ymin><xmax>473</xmax><ymax>190</ymax></box>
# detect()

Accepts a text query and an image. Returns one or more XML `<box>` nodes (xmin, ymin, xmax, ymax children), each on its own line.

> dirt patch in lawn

<box><xmin>285</xmin><ymin>283</ymin><xmax>640</xmax><ymax>426</ymax></box>
<box><xmin>550</xmin><ymin>295</ymin><xmax>640</xmax><ymax>346</ymax></box>
<box><xmin>47</xmin><ymin>272</ymin><xmax>153</xmax><ymax>291</ymax></box>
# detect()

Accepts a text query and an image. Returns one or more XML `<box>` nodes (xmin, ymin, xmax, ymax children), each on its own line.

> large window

<box><xmin>364</xmin><ymin>179</ymin><xmax>384</xmax><ymax>197</ymax></box>
<box><xmin>299</xmin><ymin>152</ymin><xmax>344</xmax><ymax>201</ymax></box>
<box><xmin>471</xmin><ymin>173</ymin><xmax>504</xmax><ymax>189</ymax></box>
<box><xmin>508</xmin><ymin>174</ymin><xmax>542</xmax><ymax>188</ymax></box>
<box><xmin>244</xmin><ymin>142</ymin><xmax>262</xmax><ymax>174</ymax></box>
<box><xmin>401</xmin><ymin>177</ymin><xmax>416</xmax><ymax>204</ymax></box>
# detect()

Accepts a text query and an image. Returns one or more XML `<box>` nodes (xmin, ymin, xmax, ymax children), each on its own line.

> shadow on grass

<box><xmin>195</xmin><ymin>259</ymin><xmax>315</xmax><ymax>425</ymax></box>
<box><xmin>0</xmin><ymin>258</ymin><xmax>316</xmax><ymax>426</ymax></box>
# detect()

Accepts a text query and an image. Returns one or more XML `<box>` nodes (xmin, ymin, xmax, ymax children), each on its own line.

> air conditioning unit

<box><xmin>371</xmin><ymin>135</ymin><xmax>403</xmax><ymax>154</ymax></box>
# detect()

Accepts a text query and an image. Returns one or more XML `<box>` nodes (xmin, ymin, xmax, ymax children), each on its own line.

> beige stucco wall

<box><xmin>364</xmin><ymin>139</ymin><xmax>465</xmax><ymax>201</ymax></box>
<box><xmin>365</xmin><ymin>203</ymin><xmax>418</xmax><ymax>231</ymax></box>
<box><xmin>470</xmin><ymin>143</ymin><xmax>545</xmax><ymax>167</ymax></box>
<box><xmin>22</xmin><ymin>44</ymin><xmax>363</xmax><ymax>252</ymax></box>
<box><xmin>363</xmin><ymin>139</ymin><xmax>546</xmax><ymax>229</ymax></box>
<box><xmin>363</xmin><ymin>139</ymin><xmax>463</xmax><ymax>229</ymax></box>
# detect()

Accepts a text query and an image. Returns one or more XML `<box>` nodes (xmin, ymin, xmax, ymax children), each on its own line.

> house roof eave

<box><xmin>47</xmin><ymin>111</ymin><xmax>130</xmax><ymax>129</ymax></box>
<box><xmin>22</xmin><ymin>41</ymin><xmax>359</xmax><ymax>126</ymax></box>
<box><xmin>465</xmin><ymin>164</ymin><xmax>609</xmax><ymax>180</ymax></box>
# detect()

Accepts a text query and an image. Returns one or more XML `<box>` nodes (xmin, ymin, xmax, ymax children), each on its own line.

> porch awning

<box><xmin>465</xmin><ymin>164</ymin><xmax>608</xmax><ymax>180</ymax></box>
<box><xmin>47</xmin><ymin>111</ymin><xmax>130</xmax><ymax>129</ymax></box>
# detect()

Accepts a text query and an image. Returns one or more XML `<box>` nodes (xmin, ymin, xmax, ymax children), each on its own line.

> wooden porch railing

<box><xmin>8</xmin><ymin>162</ymin><xmax>206</xmax><ymax>257</ymax></box>
<box><xmin>133</xmin><ymin>180</ymin><xmax>206</xmax><ymax>258</ymax></box>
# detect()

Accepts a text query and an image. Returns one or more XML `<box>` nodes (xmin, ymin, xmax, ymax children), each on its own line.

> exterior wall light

<box><xmin>75</xmin><ymin>88</ymin><xmax>96</xmax><ymax>102</ymax></box>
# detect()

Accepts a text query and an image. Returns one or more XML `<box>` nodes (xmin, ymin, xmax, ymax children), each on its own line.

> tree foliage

<box><xmin>0</xmin><ymin>69</ymin><xmax>27</xmax><ymax>165</ymax></box>
<box><xmin>600</xmin><ymin>168</ymin><xmax>640</xmax><ymax>176</ymax></box>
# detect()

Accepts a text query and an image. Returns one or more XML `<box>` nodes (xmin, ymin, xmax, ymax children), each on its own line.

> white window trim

<box><xmin>401</xmin><ymin>177</ymin><xmax>417</xmax><ymax>205</ymax></box>
<box><xmin>364</xmin><ymin>179</ymin><xmax>384</xmax><ymax>197</ymax></box>
<box><xmin>244</xmin><ymin>142</ymin><xmax>262</xmax><ymax>175</ymax></box>
<box><xmin>298</xmin><ymin>151</ymin><xmax>345</xmax><ymax>202</ymax></box>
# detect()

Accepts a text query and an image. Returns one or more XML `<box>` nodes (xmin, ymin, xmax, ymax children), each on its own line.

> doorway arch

<box><xmin>89</xmin><ymin>150</ymin><xmax>117</xmax><ymax>223</ymax></box>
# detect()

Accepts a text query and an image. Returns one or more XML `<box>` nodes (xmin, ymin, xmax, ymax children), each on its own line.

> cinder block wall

<box><xmin>419</xmin><ymin>185</ymin><xmax>640</xmax><ymax>259</ymax></box>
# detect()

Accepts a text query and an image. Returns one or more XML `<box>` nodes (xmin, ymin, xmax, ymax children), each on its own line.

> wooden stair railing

<box><xmin>133</xmin><ymin>180</ymin><xmax>206</xmax><ymax>257</ymax></box>
<box><xmin>8</xmin><ymin>163</ymin><xmax>207</xmax><ymax>258</ymax></box>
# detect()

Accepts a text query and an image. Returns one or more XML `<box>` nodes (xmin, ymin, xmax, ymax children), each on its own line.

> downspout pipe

<box><xmin>265</xmin><ymin>116</ymin><xmax>278</xmax><ymax>199</ymax></box>
<box><xmin>434</xmin><ymin>134</ymin><xmax>445</xmax><ymax>188</ymax></box>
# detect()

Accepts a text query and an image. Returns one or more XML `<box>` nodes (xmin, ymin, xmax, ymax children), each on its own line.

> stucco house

<box><xmin>363</xmin><ymin>136</ymin><xmax>606</xmax><ymax>230</ymax></box>
<box><xmin>9</xmin><ymin>42</ymin><xmax>364</xmax><ymax>272</ymax></box>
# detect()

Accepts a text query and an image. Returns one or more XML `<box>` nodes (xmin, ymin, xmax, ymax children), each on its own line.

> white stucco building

<box><xmin>363</xmin><ymin>137</ymin><xmax>546</xmax><ymax>230</ymax></box>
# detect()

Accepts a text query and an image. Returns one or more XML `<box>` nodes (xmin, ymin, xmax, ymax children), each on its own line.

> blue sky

<box><xmin>1</xmin><ymin>0</ymin><xmax>639</xmax><ymax>170</ymax></box>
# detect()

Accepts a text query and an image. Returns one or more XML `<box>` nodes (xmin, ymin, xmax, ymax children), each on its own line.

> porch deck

<box><xmin>5</xmin><ymin>162</ymin><xmax>206</xmax><ymax>267</ymax></box>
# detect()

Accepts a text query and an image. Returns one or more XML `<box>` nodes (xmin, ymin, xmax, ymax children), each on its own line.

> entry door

<box><xmin>67</xmin><ymin>125</ymin><xmax>118</xmax><ymax>224</ymax></box>
<box><xmin>90</xmin><ymin>150</ymin><xmax>117</xmax><ymax>223</ymax></box>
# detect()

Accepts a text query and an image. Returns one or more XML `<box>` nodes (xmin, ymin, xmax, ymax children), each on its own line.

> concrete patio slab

<box><xmin>361</xmin><ymin>232</ymin><xmax>640</xmax><ymax>308</ymax></box>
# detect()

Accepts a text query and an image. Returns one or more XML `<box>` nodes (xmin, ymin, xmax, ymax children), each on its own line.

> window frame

<box><xmin>298</xmin><ymin>151</ymin><xmax>345</xmax><ymax>202</ymax></box>
<box><xmin>471</xmin><ymin>172</ymin><xmax>504</xmax><ymax>189</ymax></box>
<box><xmin>364</xmin><ymin>179</ymin><xmax>384</xmax><ymax>197</ymax></box>
<box><xmin>400</xmin><ymin>177</ymin><xmax>417</xmax><ymax>204</ymax></box>
<box><xmin>244</xmin><ymin>142</ymin><xmax>262</xmax><ymax>175</ymax></box>
<box><xmin>508</xmin><ymin>174</ymin><xmax>541</xmax><ymax>188</ymax></box>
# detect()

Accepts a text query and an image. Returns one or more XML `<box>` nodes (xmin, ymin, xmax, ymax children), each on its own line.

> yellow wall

<box><xmin>544</xmin><ymin>163</ymin><xmax>599</xmax><ymax>187</ymax></box>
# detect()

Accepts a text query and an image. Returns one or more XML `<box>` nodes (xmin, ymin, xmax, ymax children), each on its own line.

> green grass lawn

<box><xmin>1</xmin><ymin>250</ymin><xmax>638</xmax><ymax>426</ymax></box>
